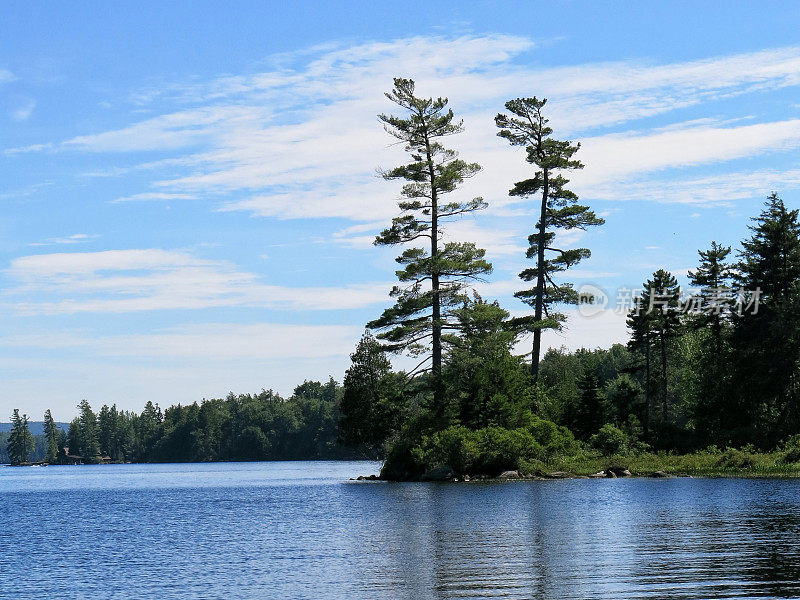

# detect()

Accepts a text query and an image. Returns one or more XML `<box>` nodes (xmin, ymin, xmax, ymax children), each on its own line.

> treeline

<box><xmin>336</xmin><ymin>193</ymin><xmax>800</xmax><ymax>478</ymax></box>
<box><xmin>551</xmin><ymin>192</ymin><xmax>800</xmax><ymax>452</ymax></box>
<box><xmin>5</xmin><ymin>380</ymin><xmax>363</xmax><ymax>465</ymax></box>
<box><xmin>0</xmin><ymin>429</ymin><xmax>59</xmax><ymax>464</ymax></box>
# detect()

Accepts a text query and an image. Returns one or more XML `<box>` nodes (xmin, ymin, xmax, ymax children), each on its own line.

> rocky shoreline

<box><xmin>352</xmin><ymin>466</ymin><xmax>683</xmax><ymax>482</ymax></box>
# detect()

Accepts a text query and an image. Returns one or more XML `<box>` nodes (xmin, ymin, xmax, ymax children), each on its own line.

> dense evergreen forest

<box><xmin>4</xmin><ymin>381</ymin><xmax>360</xmax><ymax>465</ymax></box>
<box><xmin>7</xmin><ymin>80</ymin><xmax>800</xmax><ymax>478</ymax></box>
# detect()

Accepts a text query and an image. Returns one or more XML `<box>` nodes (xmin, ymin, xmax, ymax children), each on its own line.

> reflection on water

<box><xmin>2</xmin><ymin>463</ymin><xmax>799</xmax><ymax>599</ymax></box>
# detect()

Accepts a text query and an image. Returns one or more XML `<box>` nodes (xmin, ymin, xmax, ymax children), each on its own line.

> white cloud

<box><xmin>1</xmin><ymin>322</ymin><xmax>361</xmax><ymax>361</ymax></box>
<box><xmin>5</xmin><ymin>249</ymin><xmax>391</xmax><ymax>315</ymax></box>
<box><xmin>575</xmin><ymin>119</ymin><xmax>800</xmax><ymax>186</ymax></box>
<box><xmin>11</xmin><ymin>99</ymin><xmax>35</xmax><ymax>121</ymax></box>
<box><xmin>588</xmin><ymin>167</ymin><xmax>800</xmax><ymax>206</ymax></box>
<box><xmin>10</xmin><ymin>37</ymin><xmax>800</xmax><ymax>221</ymax></box>
<box><xmin>0</xmin><ymin>322</ymin><xmax>365</xmax><ymax>409</ymax></box>
<box><xmin>29</xmin><ymin>233</ymin><xmax>96</xmax><ymax>247</ymax></box>
<box><xmin>112</xmin><ymin>192</ymin><xmax>198</xmax><ymax>203</ymax></box>
<box><xmin>541</xmin><ymin>308</ymin><xmax>629</xmax><ymax>352</ymax></box>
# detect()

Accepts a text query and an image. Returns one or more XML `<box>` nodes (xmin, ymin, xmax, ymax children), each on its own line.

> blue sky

<box><xmin>2</xmin><ymin>1</ymin><xmax>800</xmax><ymax>419</ymax></box>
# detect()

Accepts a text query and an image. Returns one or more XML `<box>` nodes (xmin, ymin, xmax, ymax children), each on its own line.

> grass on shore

<box><xmin>523</xmin><ymin>447</ymin><xmax>800</xmax><ymax>478</ymax></box>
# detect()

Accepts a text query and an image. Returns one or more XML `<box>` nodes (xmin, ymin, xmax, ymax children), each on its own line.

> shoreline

<box><xmin>5</xmin><ymin>456</ymin><xmax>800</xmax><ymax>482</ymax></box>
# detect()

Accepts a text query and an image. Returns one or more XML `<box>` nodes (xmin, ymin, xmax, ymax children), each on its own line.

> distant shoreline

<box><xmin>4</xmin><ymin>452</ymin><xmax>800</xmax><ymax>482</ymax></box>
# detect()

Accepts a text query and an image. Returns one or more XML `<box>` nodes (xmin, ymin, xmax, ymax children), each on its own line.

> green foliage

<box><xmin>495</xmin><ymin>97</ymin><xmax>603</xmax><ymax>377</ymax></box>
<box><xmin>78</xmin><ymin>400</ymin><xmax>101</xmax><ymax>463</ymax></box>
<box><xmin>6</xmin><ymin>409</ymin><xmax>34</xmax><ymax>466</ymax></box>
<box><xmin>628</xmin><ymin>269</ymin><xmax>682</xmax><ymax>426</ymax></box>
<box><xmin>415</xmin><ymin>426</ymin><xmax>479</xmax><ymax>474</ymax></box>
<box><xmin>604</xmin><ymin>374</ymin><xmax>644</xmax><ymax>428</ymax></box>
<box><xmin>590</xmin><ymin>424</ymin><xmax>630</xmax><ymax>456</ymax></box>
<box><xmin>569</xmin><ymin>367</ymin><xmax>605</xmax><ymax>440</ymax></box>
<box><xmin>382</xmin><ymin>417</ymin><xmax>578</xmax><ymax>479</ymax></box>
<box><xmin>715</xmin><ymin>447</ymin><xmax>757</xmax><ymax>470</ymax></box>
<box><xmin>24</xmin><ymin>379</ymin><xmax>358</xmax><ymax>464</ymax></box>
<box><xmin>442</xmin><ymin>295</ymin><xmax>531</xmax><ymax>429</ymax></box>
<box><xmin>731</xmin><ymin>192</ymin><xmax>800</xmax><ymax>445</ymax></box>
<box><xmin>781</xmin><ymin>435</ymin><xmax>800</xmax><ymax>464</ymax></box>
<box><xmin>369</xmin><ymin>77</ymin><xmax>492</xmax><ymax>411</ymax></box>
<box><xmin>339</xmin><ymin>331</ymin><xmax>404</xmax><ymax>455</ymax></box>
<box><xmin>43</xmin><ymin>409</ymin><xmax>59</xmax><ymax>464</ymax></box>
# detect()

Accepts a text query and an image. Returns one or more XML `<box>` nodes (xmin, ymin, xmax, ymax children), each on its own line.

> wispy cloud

<box><xmin>0</xmin><ymin>68</ymin><xmax>15</xmax><ymax>84</ymax></box>
<box><xmin>576</xmin><ymin>119</ymin><xmax>800</xmax><ymax>185</ymax></box>
<box><xmin>5</xmin><ymin>249</ymin><xmax>391</xmax><ymax>315</ymax></box>
<box><xmin>9</xmin><ymin>36</ymin><xmax>800</xmax><ymax>224</ymax></box>
<box><xmin>588</xmin><ymin>167</ymin><xmax>800</xmax><ymax>206</ymax></box>
<box><xmin>111</xmin><ymin>192</ymin><xmax>198</xmax><ymax>203</ymax></box>
<box><xmin>0</xmin><ymin>322</ymin><xmax>362</xmax><ymax>361</ymax></box>
<box><xmin>11</xmin><ymin>99</ymin><xmax>35</xmax><ymax>121</ymax></box>
<box><xmin>29</xmin><ymin>233</ymin><xmax>97</xmax><ymax>247</ymax></box>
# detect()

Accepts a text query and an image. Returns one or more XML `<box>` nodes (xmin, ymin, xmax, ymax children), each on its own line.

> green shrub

<box><xmin>590</xmin><ymin>423</ymin><xmax>630</xmax><ymax>456</ymax></box>
<box><xmin>529</xmin><ymin>416</ymin><xmax>579</xmax><ymax>457</ymax></box>
<box><xmin>473</xmin><ymin>426</ymin><xmax>540</xmax><ymax>473</ymax></box>
<box><xmin>781</xmin><ymin>435</ymin><xmax>800</xmax><ymax>464</ymax></box>
<box><xmin>380</xmin><ymin>416</ymin><xmax>580</xmax><ymax>479</ymax></box>
<box><xmin>423</xmin><ymin>426</ymin><xmax>479</xmax><ymax>473</ymax></box>
<box><xmin>715</xmin><ymin>447</ymin><xmax>756</xmax><ymax>469</ymax></box>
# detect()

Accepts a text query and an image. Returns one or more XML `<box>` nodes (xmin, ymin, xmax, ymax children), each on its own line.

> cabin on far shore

<box><xmin>61</xmin><ymin>447</ymin><xmax>112</xmax><ymax>465</ymax></box>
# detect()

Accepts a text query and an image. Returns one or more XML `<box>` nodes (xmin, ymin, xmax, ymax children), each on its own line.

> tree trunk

<box><xmin>660</xmin><ymin>330</ymin><xmax>668</xmax><ymax>421</ymax></box>
<box><xmin>426</xmin><ymin>137</ymin><xmax>443</xmax><ymax>411</ymax></box>
<box><xmin>531</xmin><ymin>169</ymin><xmax>549</xmax><ymax>381</ymax></box>
<box><xmin>644</xmin><ymin>335</ymin><xmax>651</xmax><ymax>437</ymax></box>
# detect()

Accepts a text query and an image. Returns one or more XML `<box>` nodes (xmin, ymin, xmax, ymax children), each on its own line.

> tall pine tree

<box><xmin>78</xmin><ymin>399</ymin><xmax>101</xmax><ymax>463</ymax></box>
<box><xmin>369</xmin><ymin>78</ymin><xmax>492</xmax><ymax>412</ymax></box>
<box><xmin>732</xmin><ymin>193</ymin><xmax>800</xmax><ymax>444</ymax></box>
<box><xmin>627</xmin><ymin>270</ymin><xmax>681</xmax><ymax>432</ymax></box>
<box><xmin>688</xmin><ymin>242</ymin><xmax>735</xmax><ymax>443</ymax></box>
<box><xmin>43</xmin><ymin>409</ymin><xmax>60</xmax><ymax>464</ymax></box>
<box><xmin>495</xmin><ymin>97</ymin><xmax>603</xmax><ymax>380</ymax></box>
<box><xmin>7</xmin><ymin>409</ymin><xmax>34</xmax><ymax>466</ymax></box>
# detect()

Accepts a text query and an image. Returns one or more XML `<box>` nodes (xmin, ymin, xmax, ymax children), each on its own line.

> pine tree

<box><xmin>732</xmin><ymin>192</ymin><xmax>800</xmax><ymax>442</ymax></box>
<box><xmin>43</xmin><ymin>409</ymin><xmax>60</xmax><ymax>464</ymax></box>
<box><xmin>495</xmin><ymin>97</ymin><xmax>604</xmax><ymax>380</ymax></box>
<box><xmin>648</xmin><ymin>270</ymin><xmax>681</xmax><ymax>423</ymax></box>
<box><xmin>7</xmin><ymin>409</ymin><xmax>34</xmax><ymax>466</ymax></box>
<box><xmin>604</xmin><ymin>374</ymin><xmax>644</xmax><ymax>428</ymax></box>
<box><xmin>107</xmin><ymin>404</ymin><xmax>121</xmax><ymax>460</ymax></box>
<box><xmin>369</xmin><ymin>78</ymin><xmax>492</xmax><ymax>412</ymax></box>
<box><xmin>627</xmin><ymin>270</ymin><xmax>681</xmax><ymax>430</ymax></box>
<box><xmin>572</xmin><ymin>367</ymin><xmax>604</xmax><ymax>440</ymax></box>
<box><xmin>442</xmin><ymin>295</ymin><xmax>531</xmax><ymax>429</ymax></box>
<box><xmin>688</xmin><ymin>242</ymin><xmax>735</xmax><ymax>340</ymax></box>
<box><xmin>66</xmin><ymin>418</ymin><xmax>81</xmax><ymax>457</ymax></box>
<box><xmin>687</xmin><ymin>242</ymin><xmax>735</xmax><ymax>443</ymax></box>
<box><xmin>98</xmin><ymin>404</ymin><xmax>119</xmax><ymax>459</ymax></box>
<box><xmin>78</xmin><ymin>399</ymin><xmax>101</xmax><ymax>463</ymax></box>
<box><xmin>339</xmin><ymin>331</ymin><xmax>403</xmax><ymax>452</ymax></box>
<box><xmin>627</xmin><ymin>299</ymin><xmax>654</xmax><ymax>434</ymax></box>
<box><xmin>136</xmin><ymin>400</ymin><xmax>163</xmax><ymax>461</ymax></box>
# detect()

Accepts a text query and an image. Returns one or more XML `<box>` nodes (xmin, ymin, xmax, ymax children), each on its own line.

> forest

<box><xmin>6</xmin><ymin>79</ymin><xmax>800</xmax><ymax>479</ymax></box>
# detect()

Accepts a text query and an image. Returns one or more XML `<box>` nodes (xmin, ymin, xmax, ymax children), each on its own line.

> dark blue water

<box><xmin>2</xmin><ymin>462</ymin><xmax>800</xmax><ymax>599</ymax></box>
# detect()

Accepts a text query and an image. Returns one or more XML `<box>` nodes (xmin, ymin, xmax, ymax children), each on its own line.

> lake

<box><xmin>2</xmin><ymin>462</ymin><xmax>799</xmax><ymax>599</ymax></box>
